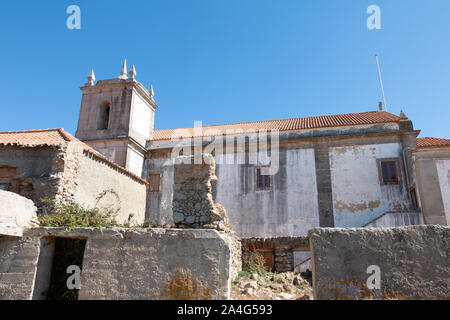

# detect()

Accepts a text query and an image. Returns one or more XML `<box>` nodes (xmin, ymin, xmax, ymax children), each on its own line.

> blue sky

<box><xmin>0</xmin><ymin>0</ymin><xmax>449</xmax><ymax>138</ymax></box>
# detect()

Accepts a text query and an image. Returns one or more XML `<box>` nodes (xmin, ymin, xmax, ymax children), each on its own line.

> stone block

<box><xmin>309</xmin><ymin>225</ymin><xmax>450</xmax><ymax>300</ymax></box>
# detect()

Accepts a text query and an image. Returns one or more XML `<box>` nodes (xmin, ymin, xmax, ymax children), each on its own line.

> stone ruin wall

<box><xmin>172</xmin><ymin>154</ymin><xmax>242</xmax><ymax>279</ymax></box>
<box><xmin>309</xmin><ymin>225</ymin><xmax>450</xmax><ymax>300</ymax></box>
<box><xmin>0</xmin><ymin>227</ymin><xmax>233</xmax><ymax>300</ymax></box>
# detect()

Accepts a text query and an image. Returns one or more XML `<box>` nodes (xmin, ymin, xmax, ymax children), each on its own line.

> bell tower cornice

<box><xmin>81</xmin><ymin>78</ymin><xmax>158</xmax><ymax>110</ymax></box>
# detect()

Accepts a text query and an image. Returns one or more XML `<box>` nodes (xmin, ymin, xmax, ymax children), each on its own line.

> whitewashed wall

<box><xmin>146</xmin><ymin>157</ymin><xmax>175</xmax><ymax>227</ymax></box>
<box><xmin>130</xmin><ymin>95</ymin><xmax>153</xmax><ymax>145</ymax></box>
<box><xmin>126</xmin><ymin>146</ymin><xmax>144</xmax><ymax>177</ymax></box>
<box><xmin>215</xmin><ymin>148</ymin><xmax>319</xmax><ymax>237</ymax></box>
<box><xmin>436</xmin><ymin>159</ymin><xmax>450</xmax><ymax>224</ymax></box>
<box><xmin>330</xmin><ymin>143</ymin><xmax>410</xmax><ymax>227</ymax></box>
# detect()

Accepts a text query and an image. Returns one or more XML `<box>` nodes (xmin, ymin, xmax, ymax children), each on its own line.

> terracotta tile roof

<box><xmin>0</xmin><ymin>128</ymin><xmax>79</xmax><ymax>146</ymax></box>
<box><xmin>0</xmin><ymin>128</ymin><xmax>146</xmax><ymax>184</ymax></box>
<box><xmin>151</xmin><ymin>111</ymin><xmax>400</xmax><ymax>141</ymax></box>
<box><xmin>417</xmin><ymin>137</ymin><xmax>450</xmax><ymax>149</ymax></box>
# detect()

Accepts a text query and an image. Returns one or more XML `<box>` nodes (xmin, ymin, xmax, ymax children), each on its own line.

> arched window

<box><xmin>97</xmin><ymin>101</ymin><xmax>111</xmax><ymax>130</ymax></box>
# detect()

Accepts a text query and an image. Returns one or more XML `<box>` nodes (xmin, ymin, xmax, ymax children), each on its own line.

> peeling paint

<box><xmin>330</xmin><ymin>143</ymin><xmax>410</xmax><ymax>227</ymax></box>
<box><xmin>334</xmin><ymin>200</ymin><xmax>381</xmax><ymax>213</ymax></box>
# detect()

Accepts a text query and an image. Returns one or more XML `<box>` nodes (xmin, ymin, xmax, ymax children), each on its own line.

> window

<box><xmin>148</xmin><ymin>173</ymin><xmax>161</xmax><ymax>193</ymax></box>
<box><xmin>97</xmin><ymin>101</ymin><xmax>110</xmax><ymax>130</ymax></box>
<box><xmin>381</xmin><ymin>160</ymin><xmax>399</xmax><ymax>183</ymax></box>
<box><xmin>256</xmin><ymin>168</ymin><xmax>271</xmax><ymax>190</ymax></box>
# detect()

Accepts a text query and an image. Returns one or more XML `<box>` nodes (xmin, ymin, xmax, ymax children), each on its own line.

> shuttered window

<box><xmin>148</xmin><ymin>173</ymin><xmax>161</xmax><ymax>193</ymax></box>
<box><xmin>256</xmin><ymin>168</ymin><xmax>271</xmax><ymax>190</ymax></box>
<box><xmin>381</xmin><ymin>161</ymin><xmax>398</xmax><ymax>183</ymax></box>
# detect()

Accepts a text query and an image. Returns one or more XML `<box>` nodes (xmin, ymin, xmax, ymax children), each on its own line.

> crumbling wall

<box><xmin>0</xmin><ymin>146</ymin><xmax>67</xmax><ymax>205</ymax></box>
<box><xmin>172</xmin><ymin>154</ymin><xmax>241</xmax><ymax>279</ymax></box>
<box><xmin>309</xmin><ymin>225</ymin><xmax>450</xmax><ymax>300</ymax></box>
<box><xmin>0</xmin><ymin>227</ymin><xmax>233</xmax><ymax>300</ymax></box>
<box><xmin>0</xmin><ymin>142</ymin><xmax>147</xmax><ymax>224</ymax></box>
<box><xmin>172</xmin><ymin>154</ymin><xmax>226</xmax><ymax>229</ymax></box>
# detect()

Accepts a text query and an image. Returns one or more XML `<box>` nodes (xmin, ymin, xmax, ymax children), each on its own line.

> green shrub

<box><xmin>38</xmin><ymin>190</ymin><xmax>121</xmax><ymax>231</ymax></box>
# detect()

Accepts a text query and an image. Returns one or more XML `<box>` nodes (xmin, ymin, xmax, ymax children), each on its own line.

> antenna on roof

<box><xmin>375</xmin><ymin>54</ymin><xmax>388</xmax><ymax>111</ymax></box>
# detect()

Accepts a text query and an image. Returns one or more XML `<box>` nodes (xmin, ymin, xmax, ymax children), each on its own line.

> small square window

<box><xmin>256</xmin><ymin>168</ymin><xmax>271</xmax><ymax>190</ymax></box>
<box><xmin>381</xmin><ymin>161</ymin><xmax>399</xmax><ymax>183</ymax></box>
<box><xmin>148</xmin><ymin>173</ymin><xmax>161</xmax><ymax>193</ymax></box>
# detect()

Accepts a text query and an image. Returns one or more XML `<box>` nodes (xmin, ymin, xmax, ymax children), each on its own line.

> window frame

<box><xmin>148</xmin><ymin>173</ymin><xmax>161</xmax><ymax>193</ymax></box>
<box><xmin>377</xmin><ymin>158</ymin><xmax>401</xmax><ymax>185</ymax></box>
<box><xmin>255</xmin><ymin>167</ymin><xmax>272</xmax><ymax>191</ymax></box>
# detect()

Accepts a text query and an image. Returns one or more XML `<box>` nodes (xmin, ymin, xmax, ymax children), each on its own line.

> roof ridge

<box><xmin>153</xmin><ymin>110</ymin><xmax>396</xmax><ymax>132</ymax></box>
<box><xmin>417</xmin><ymin>136</ymin><xmax>450</xmax><ymax>149</ymax></box>
<box><xmin>418</xmin><ymin>136</ymin><xmax>450</xmax><ymax>140</ymax></box>
<box><xmin>0</xmin><ymin>128</ymin><xmax>64</xmax><ymax>134</ymax></box>
<box><xmin>56</xmin><ymin>128</ymin><xmax>80</xmax><ymax>142</ymax></box>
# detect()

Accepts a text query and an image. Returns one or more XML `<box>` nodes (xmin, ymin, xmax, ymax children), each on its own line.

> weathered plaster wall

<box><xmin>413</xmin><ymin>150</ymin><xmax>450</xmax><ymax>225</ymax></box>
<box><xmin>330</xmin><ymin>143</ymin><xmax>410</xmax><ymax>227</ymax></box>
<box><xmin>74</xmin><ymin>152</ymin><xmax>147</xmax><ymax>224</ymax></box>
<box><xmin>0</xmin><ymin>227</ymin><xmax>233</xmax><ymax>300</ymax></box>
<box><xmin>436</xmin><ymin>159</ymin><xmax>450</xmax><ymax>224</ymax></box>
<box><xmin>145</xmin><ymin>126</ymin><xmax>417</xmax><ymax>237</ymax></box>
<box><xmin>82</xmin><ymin>140</ymin><xmax>128</xmax><ymax>169</ymax></box>
<box><xmin>126</xmin><ymin>145</ymin><xmax>145</xmax><ymax>177</ymax></box>
<box><xmin>364</xmin><ymin>212</ymin><xmax>422</xmax><ymax>228</ymax></box>
<box><xmin>145</xmin><ymin>155</ymin><xmax>174</xmax><ymax>227</ymax></box>
<box><xmin>309</xmin><ymin>225</ymin><xmax>450</xmax><ymax>300</ymax></box>
<box><xmin>129</xmin><ymin>93</ymin><xmax>154</xmax><ymax>146</ymax></box>
<box><xmin>215</xmin><ymin>148</ymin><xmax>319</xmax><ymax>237</ymax></box>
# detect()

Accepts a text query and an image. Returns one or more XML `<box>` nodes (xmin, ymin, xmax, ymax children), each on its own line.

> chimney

<box><xmin>378</xmin><ymin>102</ymin><xmax>383</xmax><ymax>111</ymax></box>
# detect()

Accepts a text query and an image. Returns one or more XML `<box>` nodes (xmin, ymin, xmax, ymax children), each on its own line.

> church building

<box><xmin>73</xmin><ymin>61</ymin><xmax>450</xmax><ymax>237</ymax></box>
<box><xmin>2</xmin><ymin>61</ymin><xmax>449</xmax><ymax>239</ymax></box>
